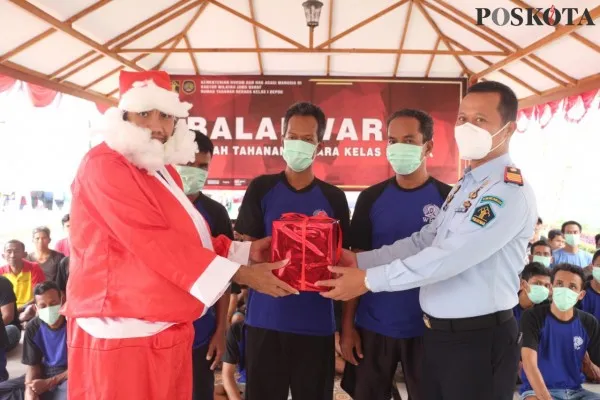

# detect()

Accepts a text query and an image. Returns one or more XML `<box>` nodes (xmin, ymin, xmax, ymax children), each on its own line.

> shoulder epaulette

<box><xmin>504</xmin><ymin>166</ymin><xmax>523</xmax><ymax>186</ymax></box>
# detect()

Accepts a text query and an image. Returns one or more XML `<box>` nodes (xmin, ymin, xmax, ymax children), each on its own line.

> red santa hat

<box><xmin>118</xmin><ymin>70</ymin><xmax>192</xmax><ymax>118</ymax></box>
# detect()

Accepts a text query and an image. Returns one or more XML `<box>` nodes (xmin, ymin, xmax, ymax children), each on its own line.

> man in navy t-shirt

<box><xmin>235</xmin><ymin>102</ymin><xmax>351</xmax><ymax>400</ymax></box>
<box><xmin>23</xmin><ymin>281</ymin><xmax>68</xmax><ymax>400</ymax></box>
<box><xmin>177</xmin><ymin>132</ymin><xmax>238</xmax><ymax>400</ymax></box>
<box><xmin>581</xmin><ymin>251</ymin><xmax>600</xmax><ymax>319</ymax></box>
<box><xmin>513</xmin><ymin>262</ymin><xmax>551</xmax><ymax>325</ymax></box>
<box><xmin>339</xmin><ymin>109</ymin><xmax>450</xmax><ymax>400</ymax></box>
<box><xmin>520</xmin><ymin>264</ymin><xmax>600</xmax><ymax>400</ymax></box>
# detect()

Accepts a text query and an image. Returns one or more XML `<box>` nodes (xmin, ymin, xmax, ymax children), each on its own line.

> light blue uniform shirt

<box><xmin>357</xmin><ymin>154</ymin><xmax>537</xmax><ymax>319</ymax></box>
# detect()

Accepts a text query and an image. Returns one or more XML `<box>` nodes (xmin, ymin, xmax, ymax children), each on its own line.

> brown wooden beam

<box><xmin>472</xmin><ymin>6</ymin><xmax>600</xmax><ymax>80</ymax></box>
<box><xmin>0</xmin><ymin>0</ymin><xmax>112</xmax><ymax>63</ymax></box>
<box><xmin>325</xmin><ymin>0</ymin><xmax>334</xmax><ymax>75</ymax></box>
<box><xmin>206</xmin><ymin>0</ymin><xmax>306</xmax><ymax>48</ymax></box>
<box><xmin>154</xmin><ymin>2</ymin><xmax>208</xmax><ymax>70</ymax></box>
<box><xmin>317</xmin><ymin>0</ymin><xmax>409</xmax><ymax>49</ymax></box>
<box><xmin>53</xmin><ymin>0</ymin><xmax>200</xmax><ymax>81</ymax></box>
<box><xmin>518</xmin><ymin>73</ymin><xmax>600</xmax><ymax>109</ymax></box>
<box><xmin>184</xmin><ymin>35</ymin><xmax>200</xmax><ymax>75</ymax></box>
<box><xmin>427</xmin><ymin>0</ymin><xmax>576</xmax><ymax>86</ymax></box>
<box><xmin>248</xmin><ymin>0</ymin><xmax>263</xmax><ymax>75</ymax></box>
<box><xmin>8</xmin><ymin>0</ymin><xmax>143</xmax><ymax>71</ymax></box>
<box><xmin>425</xmin><ymin>37</ymin><xmax>441</xmax><ymax>77</ymax></box>
<box><xmin>119</xmin><ymin>48</ymin><xmax>506</xmax><ymax>55</ymax></box>
<box><xmin>415</xmin><ymin>0</ymin><xmax>470</xmax><ymax>76</ymax></box>
<box><xmin>509</xmin><ymin>0</ymin><xmax>600</xmax><ymax>53</ymax></box>
<box><xmin>445</xmin><ymin>36</ymin><xmax>541</xmax><ymax>96</ymax></box>
<box><xmin>393</xmin><ymin>0</ymin><xmax>413</xmax><ymax>77</ymax></box>
<box><xmin>0</xmin><ymin>61</ymin><xmax>116</xmax><ymax>106</ymax></box>
<box><xmin>83</xmin><ymin>35</ymin><xmax>180</xmax><ymax>91</ymax></box>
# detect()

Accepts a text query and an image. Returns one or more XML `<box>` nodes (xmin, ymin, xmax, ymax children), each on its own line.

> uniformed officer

<box><xmin>317</xmin><ymin>81</ymin><xmax>537</xmax><ymax>400</ymax></box>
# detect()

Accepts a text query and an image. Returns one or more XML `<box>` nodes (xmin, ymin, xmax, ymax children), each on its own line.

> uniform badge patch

<box><xmin>480</xmin><ymin>195</ymin><xmax>504</xmax><ymax>207</ymax></box>
<box><xmin>504</xmin><ymin>167</ymin><xmax>523</xmax><ymax>186</ymax></box>
<box><xmin>471</xmin><ymin>204</ymin><xmax>495</xmax><ymax>227</ymax></box>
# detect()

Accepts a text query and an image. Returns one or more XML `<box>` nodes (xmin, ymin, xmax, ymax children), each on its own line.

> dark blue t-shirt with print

<box><xmin>580</xmin><ymin>283</ymin><xmax>600</xmax><ymax>320</ymax></box>
<box><xmin>192</xmin><ymin>193</ymin><xmax>234</xmax><ymax>349</ymax></box>
<box><xmin>350</xmin><ymin>177</ymin><xmax>450</xmax><ymax>339</ymax></box>
<box><xmin>234</xmin><ymin>172</ymin><xmax>350</xmax><ymax>336</ymax></box>
<box><xmin>519</xmin><ymin>305</ymin><xmax>600</xmax><ymax>393</ymax></box>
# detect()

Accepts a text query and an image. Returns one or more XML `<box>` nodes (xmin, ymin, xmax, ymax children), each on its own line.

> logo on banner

<box><xmin>475</xmin><ymin>6</ymin><xmax>595</xmax><ymax>26</ymax></box>
<box><xmin>182</xmin><ymin>80</ymin><xmax>196</xmax><ymax>94</ymax></box>
<box><xmin>423</xmin><ymin>204</ymin><xmax>441</xmax><ymax>223</ymax></box>
<box><xmin>171</xmin><ymin>80</ymin><xmax>181</xmax><ymax>93</ymax></box>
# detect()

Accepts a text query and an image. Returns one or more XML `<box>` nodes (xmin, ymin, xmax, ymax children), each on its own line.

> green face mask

<box><xmin>175</xmin><ymin>165</ymin><xmax>208</xmax><ymax>195</ymax></box>
<box><xmin>386</xmin><ymin>143</ymin><xmax>423</xmax><ymax>175</ymax></box>
<box><xmin>282</xmin><ymin>139</ymin><xmax>317</xmax><ymax>172</ymax></box>
<box><xmin>533</xmin><ymin>255</ymin><xmax>552</xmax><ymax>268</ymax></box>
<box><xmin>526</xmin><ymin>284</ymin><xmax>549</xmax><ymax>304</ymax></box>
<box><xmin>593</xmin><ymin>267</ymin><xmax>600</xmax><ymax>283</ymax></box>
<box><xmin>552</xmin><ymin>287</ymin><xmax>580</xmax><ymax>312</ymax></box>
<box><xmin>38</xmin><ymin>304</ymin><xmax>61</xmax><ymax>326</ymax></box>
<box><xmin>565</xmin><ymin>233</ymin><xmax>580</xmax><ymax>247</ymax></box>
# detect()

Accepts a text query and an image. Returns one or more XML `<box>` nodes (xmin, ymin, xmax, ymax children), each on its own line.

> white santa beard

<box><xmin>100</xmin><ymin>108</ymin><xmax>197</xmax><ymax>172</ymax></box>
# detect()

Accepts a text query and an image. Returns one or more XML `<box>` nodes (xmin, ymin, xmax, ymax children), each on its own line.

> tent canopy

<box><xmin>0</xmin><ymin>0</ymin><xmax>598</xmax><ymax>108</ymax></box>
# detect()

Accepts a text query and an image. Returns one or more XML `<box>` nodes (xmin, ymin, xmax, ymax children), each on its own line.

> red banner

<box><xmin>172</xmin><ymin>75</ymin><xmax>465</xmax><ymax>190</ymax></box>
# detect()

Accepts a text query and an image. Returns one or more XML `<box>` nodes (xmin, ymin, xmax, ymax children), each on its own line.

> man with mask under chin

<box><xmin>318</xmin><ymin>81</ymin><xmax>538</xmax><ymax>400</ymax></box>
<box><xmin>234</xmin><ymin>102</ymin><xmax>351</xmax><ymax>400</ymax></box>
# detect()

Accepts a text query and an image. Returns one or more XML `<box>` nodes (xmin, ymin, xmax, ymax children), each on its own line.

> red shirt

<box><xmin>54</xmin><ymin>238</ymin><xmax>70</xmax><ymax>257</ymax></box>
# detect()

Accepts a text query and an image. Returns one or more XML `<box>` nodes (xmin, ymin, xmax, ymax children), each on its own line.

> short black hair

<box><xmin>530</xmin><ymin>240</ymin><xmax>551</xmax><ymax>255</ymax></box>
<box><xmin>32</xmin><ymin>226</ymin><xmax>51</xmax><ymax>238</ymax></box>
<box><xmin>61</xmin><ymin>214</ymin><xmax>70</xmax><ymax>225</ymax></box>
<box><xmin>593</xmin><ymin>250</ymin><xmax>600</xmax><ymax>264</ymax></box>
<box><xmin>283</xmin><ymin>102</ymin><xmax>326</xmax><ymax>142</ymax></box>
<box><xmin>34</xmin><ymin>281</ymin><xmax>61</xmax><ymax>297</ymax></box>
<box><xmin>386</xmin><ymin>108</ymin><xmax>434</xmax><ymax>142</ymax></box>
<box><xmin>595</xmin><ymin>233</ymin><xmax>600</xmax><ymax>244</ymax></box>
<box><xmin>4</xmin><ymin>240</ymin><xmax>25</xmax><ymax>251</ymax></box>
<box><xmin>467</xmin><ymin>81</ymin><xmax>518</xmax><ymax>124</ymax></box>
<box><xmin>537</xmin><ymin>217</ymin><xmax>543</xmax><ymax>225</ymax></box>
<box><xmin>548</xmin><ymin>229</ymin><xmax>563</xmax><ymax>240</ymax></box>
<box><xmin>561</xmin><ymin>220</ymin><xmax>582</xmax><ymax>234</ymax></box>
<box><xmin>191</xmin><ymin>130</ymin><xmax>214</xmax><ymax>156</ymax></box>
<box><xmin>521</xmin><ymin>262</ymin><xmax>551</xmax><ymax>281</ymax></box>
<box><xmin>551</xmin><ymin>263</ymin><xmax>586</xmax><ymax>289</ymax></box>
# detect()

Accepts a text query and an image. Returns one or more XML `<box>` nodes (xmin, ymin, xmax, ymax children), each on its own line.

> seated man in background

<box><xmin>514</xmin><ymin>262</ymin><xmax>551</xmax><ymax>325</ymax></box>
<box><xmin>0</xmin><ymin>276</ymin><xmax>22</xmax><ymax>352</ymax></box>
<box><xmin>547</xmin><ymin>229</ymin><xmax>565</xmax><ymax>251</ymax></box>
<box><xmin>23</xmin><ymin>281</ymin><xmax>68</xmax><ymax>400</ymax></box>
<box><xmin>214</xmin><ymin>320</ymin><xmax>247</xmax><ymax>400</ymax></box>
<box><xmin>519</xmin><ymin>264</ymin><xmax>600</xmax><ymax>400</ymax></box>
<box><xmin>26</xmin><ymin>228</ymin><xmax>64</xmax><ymax>282</ymax></box>
<box><xmin>529</xmin><ymin>240</ymin><xmax>553</xmax><ymax>268</ymax></box>
<box><xmin>0</xmin><ymin>241</ymin><xmax>45</xmax><ymax>324</ymax></box>
<box><xmin>580</xmin><ymin>250</ymin><xmax>600</xmax><ymax>383</ymax></box>
<box><xmin>553</xmin><ymin>221</ymin><xmax>592</xmax><ymax>268</ymax></box>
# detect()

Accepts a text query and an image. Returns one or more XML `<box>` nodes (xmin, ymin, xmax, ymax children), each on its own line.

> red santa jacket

<box><xmin>63</xmin><ymin>141</ymin><xmax>240</xmax><ymax>324</ymax></box>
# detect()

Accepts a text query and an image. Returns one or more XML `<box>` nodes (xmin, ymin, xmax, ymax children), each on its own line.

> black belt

<box><xmin>423</xmin><ymin>309</ymin><xmax>514</xmax><ymax>332</ymax></box>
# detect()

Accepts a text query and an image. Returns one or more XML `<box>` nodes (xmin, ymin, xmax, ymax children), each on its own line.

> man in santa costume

<box><xmin>63</xmin><ymin>70</ymin><xmax>298</xmax><ymax>400</ymax></box>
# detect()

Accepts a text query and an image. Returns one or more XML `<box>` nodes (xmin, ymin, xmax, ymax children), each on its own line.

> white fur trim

<box><xmin>190</xmin><ymin>256</ymin><xmax>239</xmax><ymax>308</ymax></box>
<box><xmin>99</xmin><ymin>108</ymin><xmax>197</xmax><ymax>171</ymax></box>
<box><xmin>118</xmin><ymin>79</ymin><xmax>192</xmax><ymax>118</ymax></box>
<box><xmin>164</xmin><ymin>120</ymin><xmax>198</xmax><ymax>166</ymax></box>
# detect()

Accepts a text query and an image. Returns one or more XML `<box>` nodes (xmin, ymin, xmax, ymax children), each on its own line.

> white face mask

<box><xmin>454</xmin><ymin>122</ymin><xmax>510</xmax><ymax>161</ymax></box>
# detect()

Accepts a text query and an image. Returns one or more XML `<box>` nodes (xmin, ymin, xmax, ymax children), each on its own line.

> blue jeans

<box><xmin>521</xmin><ymin>388</ymin><xmax>600</xmax><ymax>400</ymax></box>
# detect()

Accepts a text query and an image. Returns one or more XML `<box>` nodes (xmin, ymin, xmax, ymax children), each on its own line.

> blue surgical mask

<box><xmin>282</xmin><ymin>140</ymin><xmax>317</xmax><ymax>172</ymax></box>
<box><xmin>533</xmin><ymin>255</ymin><xmax>551</xmax><ymax>268</ymax></box>
<box><xmin>386</xmin><ymin>143</ymin><xmax>423</xmax><ymax>175</ymax></box>
<box><xmin>552</xmin><ymin>287</ymin><xmax>580</xmax><ymax>312</ymax></box>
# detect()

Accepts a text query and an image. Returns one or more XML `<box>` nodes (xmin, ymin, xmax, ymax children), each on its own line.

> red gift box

<box><xmin>271</xmin><ymin>213</ymin><xmax>342</xmax><ymax>292</ymax></box>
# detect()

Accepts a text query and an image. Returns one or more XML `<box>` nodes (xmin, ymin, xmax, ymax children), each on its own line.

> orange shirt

<box><xmin>0</xmin><ymin>260</ymin><xmax>46</xmax><ymax>308</ymax></box>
